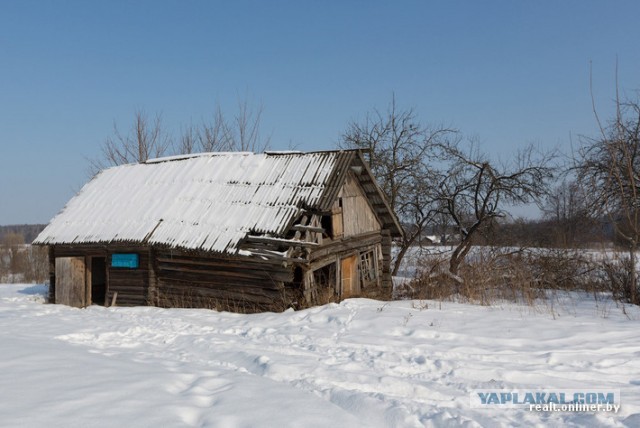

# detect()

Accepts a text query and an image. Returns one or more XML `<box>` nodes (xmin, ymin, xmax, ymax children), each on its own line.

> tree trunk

<box><xmin>392</xmin><ymin>241</ymin><xmax>409</xmax><ymax>277</ymax></box>
<box><xmin>630</xmin><ymin>242</ymin><xmax>637</xmax><ymax>304</ymax></box>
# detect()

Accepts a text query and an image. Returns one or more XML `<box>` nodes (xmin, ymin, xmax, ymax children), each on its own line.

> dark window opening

<box><xmin>293</xmin><ymin>266</ymin><xmax>304</xmax><ymax>288</ymax></box>
<box><xmin>321</xmin><ymin>215</ymin><xmax>333</xmax><ymax>238</ymax></box>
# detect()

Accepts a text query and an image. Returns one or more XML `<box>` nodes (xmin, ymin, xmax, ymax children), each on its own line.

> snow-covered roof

<box><xmin>34</xmin><ymin>150</ymin><xmax>402</xmax><ymax>254</ymax></box>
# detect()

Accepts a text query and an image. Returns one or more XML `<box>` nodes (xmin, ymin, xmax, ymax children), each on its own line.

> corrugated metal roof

<box><xmin>34</xmin><ymin>150</ymin><xmax>403</xmax><ymax>253</ymax></box>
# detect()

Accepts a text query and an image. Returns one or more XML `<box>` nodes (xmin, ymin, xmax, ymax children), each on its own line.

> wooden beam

<box><xmin>242</xmin><ymin>249</ymin><xmax>309</xmax><ymax>265</ymax></box>
<box><xmin>291</xmin><ymin>225</ymin><xmax>325</xmax><ymax>233</ymax></box>
<box><xmin>245</xmin><ymin>235</ymin><xmax>319</xmax><ymax>248</ymax></box>
<box><xmin>309</xmin><ymin>232</ymin><xmax>381</xmax><ymax>261</ymax></box>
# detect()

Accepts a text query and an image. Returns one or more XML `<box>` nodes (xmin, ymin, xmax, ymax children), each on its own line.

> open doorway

<box><xmin>90</xmin><ymin>257</ymin><xmax>107</xmax><ymax>305</ymax></box>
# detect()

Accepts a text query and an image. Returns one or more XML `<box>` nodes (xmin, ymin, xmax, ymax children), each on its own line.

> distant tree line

<box><xmin>0</xmin><ymin>224</ymin><xmax>46</xmax><ymax>244</ymax></box>
<box><xmin>0</xmin><ymin>230</ymin><xmax>48</xmax><ymax>283</ymax></box>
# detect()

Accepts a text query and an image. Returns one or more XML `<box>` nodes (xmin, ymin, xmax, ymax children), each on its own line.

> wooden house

<box><xmin>33</xmin><ymin>150</ymin><xmax>403</xmax><ymax>312</ymax></box>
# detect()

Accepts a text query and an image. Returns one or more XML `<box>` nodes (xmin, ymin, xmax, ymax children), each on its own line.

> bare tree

<box><xmin>434</xmin><ymin>141</ymin><xmax>555</xmax><ymax>278</ymax></box>
<box><xmin>176</xmin><ymin>97</ymin><xmax>271</xmax><ymax>155</ymax></box>
<box><xmin>576</xmin><ymin>92</ymin><xmax>640</xmax><ymax>303</ymax></box>
<box><xmin>340</xmin><ymin>96</ymin><xmax>456</xmax><ymax>275</ymax></box>
<box><xmin>543</xmin><ymin>180</ymin><xmax>593</xmax><ymax>247</ymax></box>
<box><xmin>233</xmin><ymin>97</ymin><xmax>270</xmax><ymax>152</ymax></box>
<box><xmin>178</xmin><ymin>122</ymin><xmax>199</xmax><ymax>155</ymax></box>
<box><xmin>199</xmin><ymin>106</ymin><xmax>233</xmax><ymax>152</ymax></box>
<box><xmin>92</xmin><ymin>96</ymin><xmax>270</xmax><ymax>174</ymax></box>
<box><xmin>1</xmin><ymin>232</ymin><xmax>27</xmax><ymax>281</ymax></box>
<box><xmin>90</xmin><ymin>110</ymin><xmax>171</xmax><ymax>173</ymax></box>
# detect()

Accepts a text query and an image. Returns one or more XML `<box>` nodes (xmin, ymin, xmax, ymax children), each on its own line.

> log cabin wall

<box><xmin>106</xmin><ymin>248</ymin><xmax>149</xmax><ymax>307</ymax></box>
<box><xmin>48</xmin><ymin>232</ymin><xmax>391</xmax><ymax>311</ymax></box>
<box><xmin>50</xmin><ymin>245</ymin><xmax>150</xmax><ymax>307</ymax></box>
<box><xmin>153</xmin><ymin>249</ymin><xmax>298</xmax><ymax>312</ymax></box>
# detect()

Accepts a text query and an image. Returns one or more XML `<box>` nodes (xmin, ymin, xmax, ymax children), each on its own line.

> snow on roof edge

<box><xmin>145</xmin><ymin>152</ymin><xmax>253</xmax><ymax>164</ymax></box>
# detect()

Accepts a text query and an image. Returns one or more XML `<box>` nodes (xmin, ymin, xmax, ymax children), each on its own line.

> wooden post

<box><xmin>335</xmin><ymin>255</ymin><xmax>342</xmax><ymax>298</ymax></box>
<box><xmin>302</xmin><ymin>270</ymin><xmax>314</xmax><ymax>304</ymax></box>
<box><xmin>373</xmin><ymin>243</ymin><xmax>381</xmax><ymax>289</ymax></box>
<box><xmin>85</xmin><ymin>256</ymin><xmax>92</xmax><ymax>306</ymax></box>
<box><xmin>380</xmin><ymin>229</ymin><xmax>392</xmax><ymax>295</ymax></box>
<box><xmin>148</xmin><ymin>247</ymin><xmax>157</xmax><ymax>306</ymax></box>
<box><xmin>48</xmin><ymin>246</ymin><xmax>55</xmax><ymax>304</ymax></box>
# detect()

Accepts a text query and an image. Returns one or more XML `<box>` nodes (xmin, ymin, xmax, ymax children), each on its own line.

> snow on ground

<box><xmin>1</xmin><ymin>284</ymin><xmax>639</xmax><ymax>427</ymax></box>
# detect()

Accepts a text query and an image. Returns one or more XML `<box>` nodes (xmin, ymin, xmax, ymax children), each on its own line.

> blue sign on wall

<box><xmin>111</xmin><ymin>253</ymin><xmax>139</xmax><ymax>268</ymax></box>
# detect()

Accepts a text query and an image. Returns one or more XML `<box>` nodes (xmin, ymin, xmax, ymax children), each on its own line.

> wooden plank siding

<box><xmin>153</xmin><ymin>250</ymin><xmax>300</xmax><ymax>312</ymax></box>
<box><xmin>54</xmin><ymin>257</ymin><xmax>86</xmax><ymax>307</ymax></box>
<box><xmin>338</xmin><ymin>171</ymin><xmax>382</xmax><ymax>237</ymax></box>
<box><xmin>48</xmin><ymin>226</ymin><xmax>393</xmax><ymax>311</ymax></box>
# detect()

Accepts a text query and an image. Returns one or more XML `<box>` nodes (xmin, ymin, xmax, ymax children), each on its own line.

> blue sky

<box><xmin>1</xmin><ymin>1</ymin><xmax>639</xmax><ymax>225</ymax></box>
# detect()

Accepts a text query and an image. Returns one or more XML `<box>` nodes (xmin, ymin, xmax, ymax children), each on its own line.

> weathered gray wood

<box><xmin>153</xmin><ymin>247</ymin><xmax>299</xmax><ymax>311</ymax></box>
<box><xmin>303</xmin><ymin>270</ymin><xmax>314</xmax><ymax>303</ymax></box>
<box><xmin>156</xmin><ymin>280</ymin><xmax>286</xmax><ymax>307</ymax></box>
<box><xmin>309</xmin><ymin>255</ymin><xmax>339</xmax><ymax>272</ymax></box>
<box><xmin>110</xmin><ymin>291</ymin><xmax>118</xmax><ymax>307</ymax></box>
<box><xmin>48</xmin><ymin>246</ymin><xmax>55</xmax><ymax>303</ymax></box>
<box><xmin>148</xmin><ymin>247</ymin><xmax>157</xmax><ymax>306</ymax></box>
<box><xmin>338</xmin><ymin>171</ymin><xmax>382</xmax><ymax>237</ymax></box>
<box><xmin>332</xmin><ymin>206</ymin><xmax>344</xmax><ymax>239</ymax></box>
<box><xmin>157</xmin><ymin>264</ymin><xmax>293</xmax><ymax>283</ymax></box>
<box><xmin>309</xmin><ymin>231</ymin><xmax>381</xmax><ymax>261</ymax></box>
<box><xmin>291</xmin><ymin>225</ymin><xmax>325</xmax><ymax>233</ymax></box>
<box><xmin>231</xmin><ymin>247</ymin><xmax>307</xmax><ymax>265</ymax></box>
<box><xmin>245</xmin><ymin>235</ymin><xmax>319</xmax><ymax>248</ymax></box>
<box><xmin>55</xmin><ymin>257</ymin><xmax>86</xmax><ymax>308</ymax></box>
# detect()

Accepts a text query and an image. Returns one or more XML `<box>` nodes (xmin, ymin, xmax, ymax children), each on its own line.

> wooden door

<box><xmin>341</xmin><ymin>255</ymin><xmax>359</xmax><ymax>298</ymax></box>
<box><xmin>55</xmin><ymin>257</ymin><xmax>86</xmax><ymax>307</ymax></box>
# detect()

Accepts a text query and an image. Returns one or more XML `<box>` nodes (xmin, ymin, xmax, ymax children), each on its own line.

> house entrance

<box><xmin>90</xmin><ymin>257</ymin><xmax>107</xmax><ymax>305</ymax></box>
<box><xmin>55</xmin><ymin>257</ymin><xmax>86</xmax><ymax>307</ymax></box>
<box><xmin>54</xmin><ymin>256</ymin><xmax>108</xmax><ymax>307</ymax></box>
